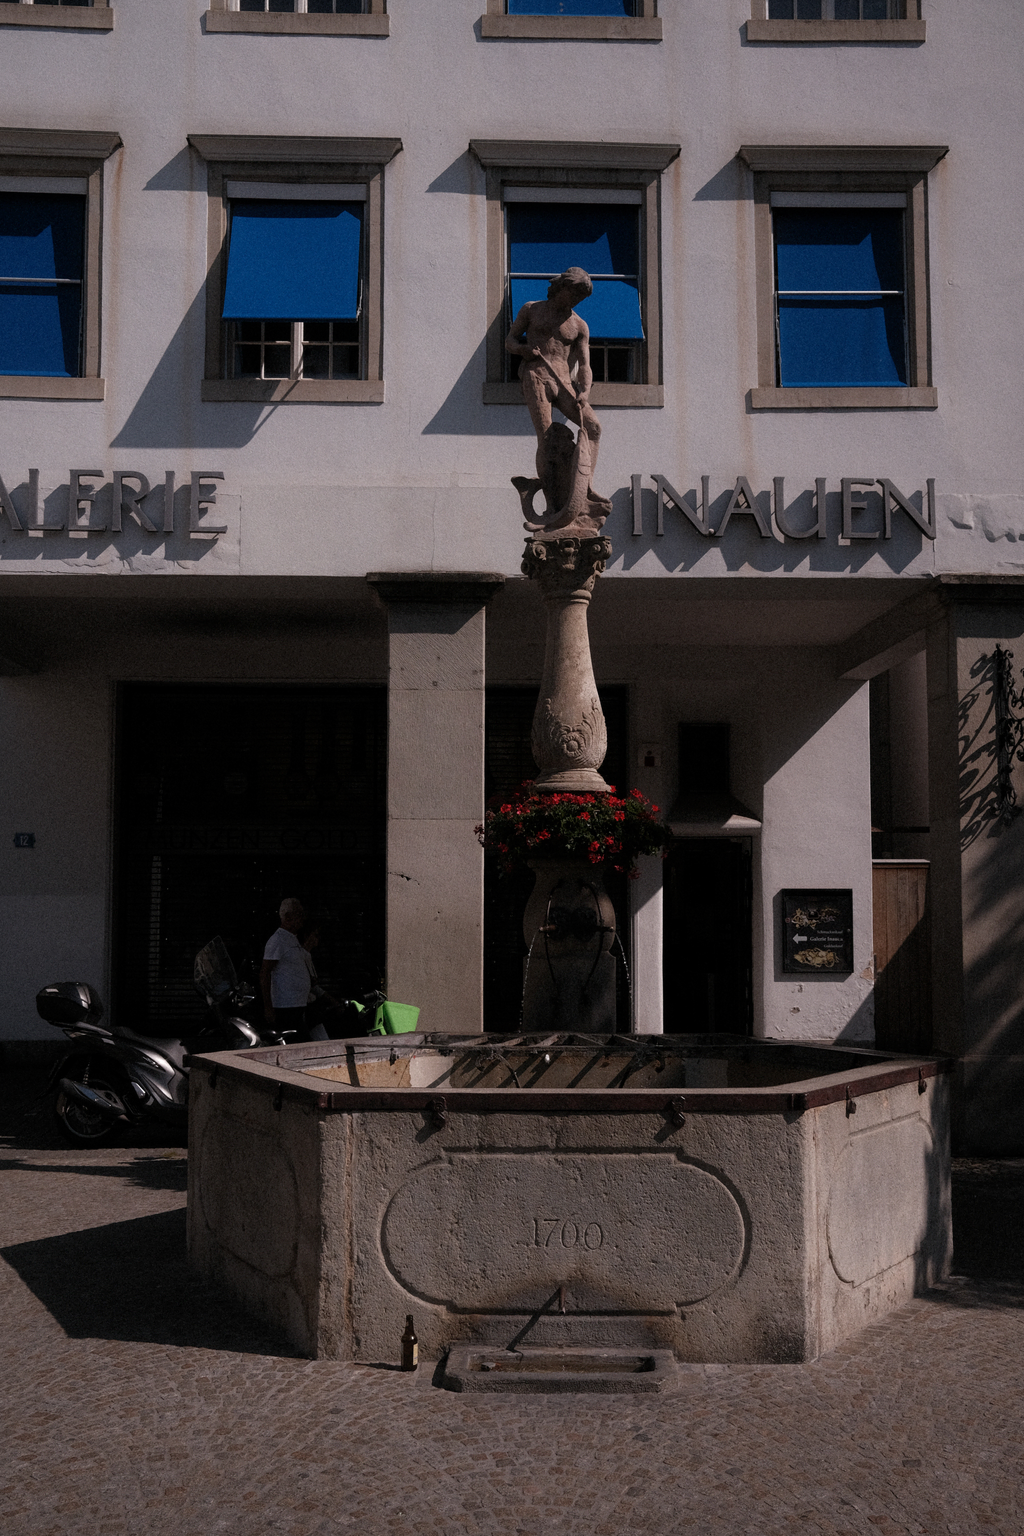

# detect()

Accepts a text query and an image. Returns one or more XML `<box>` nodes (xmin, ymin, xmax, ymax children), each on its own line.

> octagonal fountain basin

<box><xmin>186</xmin><ymin>1033</ymin><xmax>952</xmax><ymax>1367</ymax></box>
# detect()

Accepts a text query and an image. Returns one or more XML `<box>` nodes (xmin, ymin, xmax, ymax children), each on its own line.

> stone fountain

<box><xmin>187</xmin><ymin>269</ymin><xmax>953</xmax><ymax>1379</ymax></box>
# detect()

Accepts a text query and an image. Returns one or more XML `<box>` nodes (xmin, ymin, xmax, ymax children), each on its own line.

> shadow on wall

<box><xmin>109</xmin><ymin>287</ymin><xmax>269</xmax><ymax>452</ymax></box>
<box><xmin>422</xmin><ymin>342</ymin><xmax>537</xmax><ymax>437</ymax></box>
<box><xmin>954</xmin><ymin>631</ymin><xmax>1024</xmax><ymax>1153</ymax></box>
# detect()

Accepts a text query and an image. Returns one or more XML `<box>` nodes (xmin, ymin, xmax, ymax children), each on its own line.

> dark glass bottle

<box><xmin>401</xmin><ymin>1315</ymin><xmax>418</xmax><ymax>1372</ymax></box>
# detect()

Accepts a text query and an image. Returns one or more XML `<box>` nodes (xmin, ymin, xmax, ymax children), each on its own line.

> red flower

<box><xmin>536</xmin><ymin>829</ymin><xmax>551</xmax><ymax>841</ymax></box>
<box><xmin>579</xmin><ymin>812</ymin><xmax>590</xmax><ymax>821</ymax></box>
<box><xmin>500</xmin><ymin>804</ymin><xmax>512</xmax><ymax>814</ymax></box>
<box><xmin>613</xmin><ymin>811</ymin><xmax>625</xmax><ymax>822</ymax></box>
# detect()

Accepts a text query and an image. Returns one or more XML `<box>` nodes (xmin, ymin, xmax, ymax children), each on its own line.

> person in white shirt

<box><xmin>260</xmin><ymin>897</ymin><xmax>309</xmax><ymax>1037</ymax></box>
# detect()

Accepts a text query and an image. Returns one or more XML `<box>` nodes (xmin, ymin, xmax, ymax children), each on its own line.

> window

<box><xmin>506</xmin><ymin>194</ymin><xmax>644</xmax><ymax>385</ymax></box>
<box><xmin>0</xmin><ymin>0</ymin><xmax>113</xmax><ymax>30</ymax></box>
<box><xmin>0</xmin><ymin>129</ymin><xmax>120</xmax><ymax>400</ymax></box>
<box><xmin>205</xmin><ymin>0</ymin><xmax>387</xmax><ymax>34</ymax></box>
<box><xmin>747</xmin><ymin>0</ymin><xmax>924</xmax><ymax>42</ymax></box>
<box><xmin>0</xmin><ymin>190</ymin><xmax>85</xmax><ymax>380</ymax></box>
<box><xmin>481</xmin><ymin>0</ymin><xmax>660</xmax><ymax>40</ymax></box>
<box><xmin>189</xmin><ymin>135</ymin><xmax>401</xmax><ymax>403</ymax></box>
<box><xmin>738</xmin><ymin>144</ymin><xmax>946</xmax><ymax>409</ymax></box>
<box><xmin>773</xmin><ymin>199</ymin><xmax>908</xmax><ymax>388</ymax></box>
<box><xmin>223</xmin><ymin>188</ymin><xmax>364</xmax><ymax>383</ymax></box>
<box><xmin>470</xmin><ymin>139</ymin><xmax>679</xmax><ymax>408</ymax></box>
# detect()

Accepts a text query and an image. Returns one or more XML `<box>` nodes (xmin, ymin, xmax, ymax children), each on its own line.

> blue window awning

<box><xmin>222</xmin><ymin>200</ymin><xmax>363</xmax><ymax>322</ymax></box>
<box><xmin>508</xmin><ymin>201</ymin><xmax>644</xmax><ymax>340</ymax></box>
<box><xmin>510</xmin><ymin>277</ymin><xmax>643</xmax><ymax>341</ymax></box>
<box><xmin>774</xmin><ymin>207</ymin><xmax>907</xmax><ymax>387</ymax></box>
<box><xmin>509</xmin><ymin>1</ymin><xmax>636</xmax><ymax>13</ymax></box>
<box><xmin>0</xmin><ymin>192</ymin><xmax>85</xmax><ymax>377</ymax></box>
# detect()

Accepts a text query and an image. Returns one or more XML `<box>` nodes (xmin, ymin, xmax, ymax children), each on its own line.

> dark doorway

<box><xmin>114</xmin><ymin>685</ymin><xmax>386</xmax><ymax>1034</ymax></box>
<box><xmin>663</xmin><ymin>839</ymin><xmax>753</xmax><ymax>1033</ymax></box>
<box><xmin>483</xmin><ymin>686</ymin><xmax>629</xmax><ymax>1031</ymax></box>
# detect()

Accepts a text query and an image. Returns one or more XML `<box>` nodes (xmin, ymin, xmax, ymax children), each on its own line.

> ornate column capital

<box><xmin>521</xmin><ymin>535</ymin><xmax>613</xmax><ymax>599</ymax></box>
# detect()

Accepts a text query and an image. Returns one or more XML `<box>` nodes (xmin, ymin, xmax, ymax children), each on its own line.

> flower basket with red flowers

<box><xmin>475</xmin><ymin>782</ymin><xmax>670</xmax><ymax>878</ymax></box>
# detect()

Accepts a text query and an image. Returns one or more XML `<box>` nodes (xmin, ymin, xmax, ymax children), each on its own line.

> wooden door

<box><xmin>872</xmin><ymin>860</ymin><xmax>931</xmax><ymax>1053</ymax></box>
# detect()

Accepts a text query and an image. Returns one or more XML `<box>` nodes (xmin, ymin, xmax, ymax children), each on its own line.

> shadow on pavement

<box><xmin>0</xmin><ymin>1067</ymin><xmax>188</xmax><ymax>1152</ymax></box>
<box><xmin>1</xmin><ymin>1208</ymin><xmax>300</xmax><ymax>1357</ymax></box>
<box><xmin>0</xmin><ymin>1154</ymin><xmax>189</xmax><ymax>1191</ymax></box>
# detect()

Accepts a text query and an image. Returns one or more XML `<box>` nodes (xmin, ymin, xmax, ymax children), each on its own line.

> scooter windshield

<box><xmin>194</xmin><ymin>937</ymin><xmax>238</xmax><ymax>1002</ymax></box>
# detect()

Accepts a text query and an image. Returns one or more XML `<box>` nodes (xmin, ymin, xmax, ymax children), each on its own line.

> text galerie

<box><xmin>634</xmin><ymin>477</ymin><xmax>936</xmax><ymax>541</ymax></box>
<box><xmin>0</xmin><ymin>471</ymin><xmax>226</xmax><ymax>536</ymax></box>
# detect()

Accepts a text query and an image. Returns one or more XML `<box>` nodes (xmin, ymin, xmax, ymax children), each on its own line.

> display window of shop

<box><xmin>481</xmin><ymin>0</ymin><xmax>661</xmax><ymax>39</ymax></box>
<box><xmin>204</xmin><ymin>0</ymin><xmax>388</xmax><ymax>34</ymax></box>
<box><xmin>470</xmin><ymin>139</ymin><xmax>679</xmax><ymax>408</ymax></box>
<box><xmin>739</xmin><ymin>143</ymin><xmax>946</xmax><ymax>409</ymax></box>
<box><xmin>189</xmin><ymin>134</ymin><xmax>401</xmax><ymax>403</ymax></box>
<box><xmin>0</xmin><ymin>0</ymin><xmax>113</xmax><ymax>30</ymax></box>
<box><xmin>114</xmin><ymin>685</ymin><xmax>386</xmax><ymax>1034</ymax></box>
<box><xmin>747</xmin><ymin>0</ymin><xmax>924</xmax><ymax>41</ymax></box>
<box><xmin>0</xmin><ymin>130</ymin><xmax>120</xmax><ymax>400</ymax></box>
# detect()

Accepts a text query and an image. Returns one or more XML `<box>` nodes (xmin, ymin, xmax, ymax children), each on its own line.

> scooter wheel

<box><xmin>53</xmin><ymin>1068</ymin><xmax>128</xmax><ymax>1148</ymax></box>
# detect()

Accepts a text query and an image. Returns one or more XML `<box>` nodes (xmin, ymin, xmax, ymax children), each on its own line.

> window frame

<box><xmin>746</xmin><ymin>0</ymin><xmax>924</xmax><ymax>43</ymax></box>
<box><xmin>0</xmin><ymin>128</ymin><xmax>120</xmax><ymax>400</ymax></box>
<box><xmin>480</xmin><ymin>0</ymin><xmax>660</xmax><ymax>41</ymax></box>
<box><xmin>0</xmin><ymin>0</ymin><xmax>113</xmax><ymax>31</ymax></box>
<box><xmin>738</xmin><ymin>144</ymin><xmax>946</xmax><ymax>410</ymax></box>
<box><xmin>469</xmin><ymin>139</ymin><xmax>679</xmax><ymax>408</ymax></box>
<box><xmin>204</xmin><ymin>0</ymin><xmax>388</xmax><ymax>36</ymax></box>
<box><xmin>188</xmin><ymin>135</ymin><xmax>402</xmax><ymax>404</ymax></box>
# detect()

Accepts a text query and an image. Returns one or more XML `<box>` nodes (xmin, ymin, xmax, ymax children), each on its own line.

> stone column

<box><xmin>521</xmin><ymin>534</ymin><xmax>613</xmax><ymax>792</ymax></box>
<box><xmin>367</xmin><ymin>572</ymin><xmax>504</xmax><ymax>1034</ymax></box>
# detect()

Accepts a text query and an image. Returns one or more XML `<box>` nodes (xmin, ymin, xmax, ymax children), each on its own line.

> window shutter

<box><xmin>508</xmin><ymin>202</ymin><xmax>644</xmax><ymax>341</ymax></box>
<box><xmin>0</xmin><ymin>192</ymin><xmax>85</xmax><ymax>377</ymax></box>
<box><xmin>774</xmin><ymin>207</ymin><xmax>907</xmax><ymax>387</ymax></box>
<box><xmin>221</xmin><ymin>200</ymin><xmax>363</xmax><ymax>322</ymax></box>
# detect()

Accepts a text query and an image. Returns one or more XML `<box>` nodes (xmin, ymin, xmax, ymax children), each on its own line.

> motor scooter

<box><xmin>36</xmin><ymin>937</ymin><xmax>280</xmax><ymax>1147</ymax></box>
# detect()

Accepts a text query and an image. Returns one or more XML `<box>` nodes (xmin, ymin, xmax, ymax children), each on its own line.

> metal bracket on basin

<box><xmin>918</xmin><ymin>1066</ymin><xmax>928</xmax><ymax>1094</ymax></box>
<box><xmin>845</xmin><ymin>1086</ymin><xmax>857</xmax><ymax>1116</ymax></box>
<box><xmin>427</xmin><ymin>1096</ymin><xmax>449</xmax><ymax>1128</ymax></box>
<box><xmin>668</xmin><ymin>1096</ymin><xmax>686</xmax><ymax>1127</ymax></box>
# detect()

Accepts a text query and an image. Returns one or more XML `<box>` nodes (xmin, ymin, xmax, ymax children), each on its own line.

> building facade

<box><xmin>1</xmin><ymin>0</ymin><xmax>1022</xmax><ymax>1150</ymax></box>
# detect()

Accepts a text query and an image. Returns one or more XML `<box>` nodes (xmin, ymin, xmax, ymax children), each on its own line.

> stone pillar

<box><xmin>522</xmin><ymin>534</ymin><xmax>613</xmax><ymax>793</ymax></box>
<box><xmin>367</xmin><ymin>573</ymin><xmax>504</xmax><ymax>1034</ymax></box>
<box><xmin>926</xmin><ymin>590</ymin><xmax>1024</xmax><ymax>1152</ymax></box>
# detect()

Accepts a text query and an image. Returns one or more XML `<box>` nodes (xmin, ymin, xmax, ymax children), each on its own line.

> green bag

<box><xmin>369</xmin><ymin>1000</ymin><xmax>420</xmax><ymax>1036</ymax></box>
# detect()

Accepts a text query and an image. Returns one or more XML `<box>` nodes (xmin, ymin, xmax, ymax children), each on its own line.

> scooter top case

<box><xmin>36</xmin><ymin>982</ymin><xmax>104</xmax><ymax>1028</ymax></box>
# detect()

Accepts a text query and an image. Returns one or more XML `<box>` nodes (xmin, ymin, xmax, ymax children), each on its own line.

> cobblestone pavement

<box><xmin>2</xmin><ymin>1068</ymin><xmax>1023</xmax><ymax>1536</ymax></box>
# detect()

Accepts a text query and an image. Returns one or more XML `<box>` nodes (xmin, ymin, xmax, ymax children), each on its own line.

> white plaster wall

<box><xmin>0</xmin><ymin>0</ymin><xmax>1018</xmax><ymax>581</ymax></box>
<box><xmin>758</xmin><ymin>663</ymin><xmax>874</xmax><ymax>1042</ymax></box>
<box><xmin>0</xmin><ymin>672</ymin><xmax>112</xmax><ymax>1039</ymax></box>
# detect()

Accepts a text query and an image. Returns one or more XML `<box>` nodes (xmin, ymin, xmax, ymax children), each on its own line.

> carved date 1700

<box><xmin>532</xmin><ymin>1217</ymin><xmax>604</xmax><ymax>1250</ymax></box>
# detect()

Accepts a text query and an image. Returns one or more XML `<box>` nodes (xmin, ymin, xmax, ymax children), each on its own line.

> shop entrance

<box><xmin>114</xmin><ymin>685</ymin><xmax>386</xmax><ymax>1034</ymax></box>
<box><xmin>662</xmin><ymin>839</ymin><xmax>753</xmax><ymax>1033</ymax></box>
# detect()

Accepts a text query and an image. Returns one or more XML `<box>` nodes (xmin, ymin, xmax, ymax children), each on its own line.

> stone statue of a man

<box><xmin>505</xmin><ymin>267</ymin><xmax>612</xmax><ymax>531</ymax></box>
